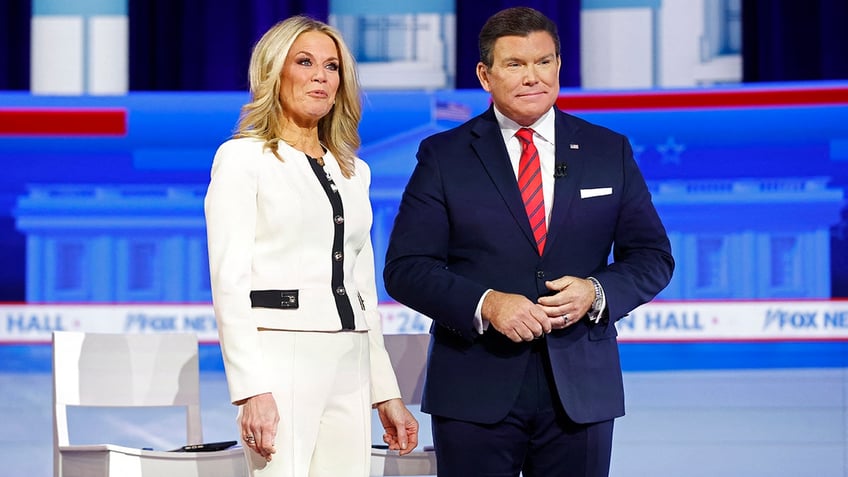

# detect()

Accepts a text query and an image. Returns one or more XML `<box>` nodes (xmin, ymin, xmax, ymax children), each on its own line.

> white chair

<box><xmin>371</xmin><ymin>333</ymin><xmax>437</xmax><ymax>476</ymax></box>
<box><xmin>52</xmin><ymin>331</ymin><xmax>247</xmax><ymax>477</ymax></box>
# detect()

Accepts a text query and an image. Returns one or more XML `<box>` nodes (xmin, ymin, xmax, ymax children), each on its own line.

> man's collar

<box><xmin>493</xmin><ymin>106</ymin><xmax>556</xmax><ymax>145</ymax></box>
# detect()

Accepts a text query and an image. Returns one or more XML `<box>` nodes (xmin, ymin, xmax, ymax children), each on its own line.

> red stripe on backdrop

<box><xmin>0</xmin><ymin>109</ymin><xmax>127</xmax><ymax>136</ymax></box>
<box><xmin>557</xmin><ymin>86</ymin><xmax>848</xmax><ymax>111</ymax></box>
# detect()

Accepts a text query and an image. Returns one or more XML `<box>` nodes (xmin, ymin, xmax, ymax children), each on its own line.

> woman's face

<box><xmin>279</xmin><ymin>31</ymin><xmax>341</xmax><ymax>127</ymax></box>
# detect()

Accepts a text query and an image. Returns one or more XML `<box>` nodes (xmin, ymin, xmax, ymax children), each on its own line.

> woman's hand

<box><xmin>239</xmin><ymin>392</ymin><xmax>279</xmax><ymax>461</ymax></box>
<box><xmin>375</xmin><ymin>398</ymin><xmax>419</xmax><ymax>455</ymax></box>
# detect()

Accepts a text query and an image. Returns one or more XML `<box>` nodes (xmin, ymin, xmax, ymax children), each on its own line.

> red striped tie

<box><xmin>515</xmin><ymin>128</ymin><xmax>546</xmax><ymax>255</ymax></box>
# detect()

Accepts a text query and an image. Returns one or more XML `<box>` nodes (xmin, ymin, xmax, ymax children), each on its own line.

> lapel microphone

<box><xmin>554</xmin><ymin>163</ymin><xmax>567</xmax><ymax>179</ymax></box>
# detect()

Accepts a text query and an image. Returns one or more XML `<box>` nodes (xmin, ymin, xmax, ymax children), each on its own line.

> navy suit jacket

<box><xmin>384</xmin><ymin>106</ymin><xmax>674</xmax><ymax>425</ymax></box>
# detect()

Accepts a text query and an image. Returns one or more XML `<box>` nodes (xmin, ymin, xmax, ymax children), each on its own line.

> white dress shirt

<box><xmin>473</xmin><ymin>106</ymin><xmax>605</xmax><ymax>331</ymax></box>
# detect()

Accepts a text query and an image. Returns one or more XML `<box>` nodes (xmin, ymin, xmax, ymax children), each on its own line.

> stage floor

<box><xmin>3</xmin><ymin>367</ymin><xmax>847</xmax><ymax>476</ymax></box>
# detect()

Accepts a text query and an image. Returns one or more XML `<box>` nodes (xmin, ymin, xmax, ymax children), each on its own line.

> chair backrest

<box><xmin>52</xmin><ymin>331</ymin><xmax>203</xmax><ymax>448</ymax></box>
<box><xmin>382</xmin><ymin>333</ymin><xmax>429</xmax><ymax>405</ymax></box>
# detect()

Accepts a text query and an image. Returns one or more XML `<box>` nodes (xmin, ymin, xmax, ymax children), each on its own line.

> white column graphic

<box><xmin>31</xmin><ymin>0</ymin><xmax>128</xmax><ymax>95</ymax></box>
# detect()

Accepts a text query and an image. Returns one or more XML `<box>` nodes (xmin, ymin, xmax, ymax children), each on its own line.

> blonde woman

<box><xmin>205</xmin><ymin>15</ymin><xmax>418</xmax><ymax>477</ymax></box>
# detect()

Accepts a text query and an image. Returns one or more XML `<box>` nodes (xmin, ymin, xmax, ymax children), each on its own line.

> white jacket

<box><xmin>205</xmin><ymin>137</ymin><xmax>400</xmax><ymax>405</ymax></box>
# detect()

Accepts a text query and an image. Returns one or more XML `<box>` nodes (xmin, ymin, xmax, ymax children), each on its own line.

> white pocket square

<box><xmin>580</xmin><ymin>187</ymin><xmax>613</xmax><ymax>199</ymax></box>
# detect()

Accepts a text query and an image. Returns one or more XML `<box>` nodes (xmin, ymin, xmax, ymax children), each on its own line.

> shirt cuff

<box><xmin>474</xmin><ymin>289</ymin><xmax>493</xmax><ymax>334</ymax></box>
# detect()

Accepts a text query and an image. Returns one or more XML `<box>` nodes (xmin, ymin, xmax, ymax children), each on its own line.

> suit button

<box><xmin>334</xmin><ymin>215</ymin><xmax>344</xmax><ymax>224</ymax></box>
<box><xmin>335</xmin><ymin>286</ymin><xmax>346</xmax><ymax>296</ymax></box>
<box><xmin>334</xmin><ymin>251</ymin><xmax>343</xmax><ymax>261</ymax></box>
<box><xmin>536</xmin><ymin>271</ymin><xmax>545</xmax><ymax>279</ymax></box>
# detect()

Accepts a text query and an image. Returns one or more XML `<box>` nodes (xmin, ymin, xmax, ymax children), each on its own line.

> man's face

<box><xmin>476</xmin><ymin>31</ymin><xmax>561</xmax><ymax>126</ymax></box>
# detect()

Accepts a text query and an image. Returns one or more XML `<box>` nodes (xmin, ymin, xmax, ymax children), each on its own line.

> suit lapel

<box><xmin>546</xmin><ymin>110</ymin><xmax>584</xmax><ymax>254</ymax></box>
<box><xmin>470</xmin><ymin>108</ymin><xmax>538</xmax><ymax>250</ymax></box>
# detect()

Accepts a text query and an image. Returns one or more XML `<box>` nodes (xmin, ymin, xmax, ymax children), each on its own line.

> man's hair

<box><xmin>478</xmin><ymin>7</ymin><xmax>561</xmax><ymax>68</ymax></box>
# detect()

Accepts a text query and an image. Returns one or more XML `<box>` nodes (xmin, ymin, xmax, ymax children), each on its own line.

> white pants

<box><xmin>243</xmin><ymin>330</ymin><xmax>372</xmax><ymax>477</ymax></box>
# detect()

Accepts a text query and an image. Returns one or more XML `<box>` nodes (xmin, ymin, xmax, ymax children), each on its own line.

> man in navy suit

<box><xmin>384</xmin><ymin>7</ymin><xmax>674</xmax><ymax>477</ymax></box>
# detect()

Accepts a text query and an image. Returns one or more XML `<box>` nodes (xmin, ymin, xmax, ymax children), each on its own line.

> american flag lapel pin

<box><xmin>569</xmin><ymin>143</ymin><xmax>579</xmax><ymax>150</ymax></box>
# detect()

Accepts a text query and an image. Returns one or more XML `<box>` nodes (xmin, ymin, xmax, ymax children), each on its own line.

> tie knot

<box><xmin>515</xmin><ymin>127</ymin><xmax>534</xmax><ymax>145</ymax></box>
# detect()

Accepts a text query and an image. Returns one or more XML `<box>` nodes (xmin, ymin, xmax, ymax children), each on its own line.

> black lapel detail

<box><xmin>306</xmin><ymin>154</ymin><xmax>356</xmax><ymax>330</ymax></box>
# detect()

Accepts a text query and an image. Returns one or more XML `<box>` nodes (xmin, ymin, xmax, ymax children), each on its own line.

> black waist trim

<box><xmin>250</xmin><ymin>289</ymin><xmax>299</xmax><ymax>309</ymax></box>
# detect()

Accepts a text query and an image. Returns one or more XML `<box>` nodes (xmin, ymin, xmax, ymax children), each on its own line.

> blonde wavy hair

<box><xmin>236</xmin><ymin>15</ymin><xmax>362</xmax><ymax>178</ymax></box>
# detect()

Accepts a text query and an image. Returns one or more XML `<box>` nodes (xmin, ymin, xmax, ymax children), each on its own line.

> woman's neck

<box><xmin>279</xmin><ymin>123</ymin><xmax>324</xmax><ymax>159</ymax></box>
